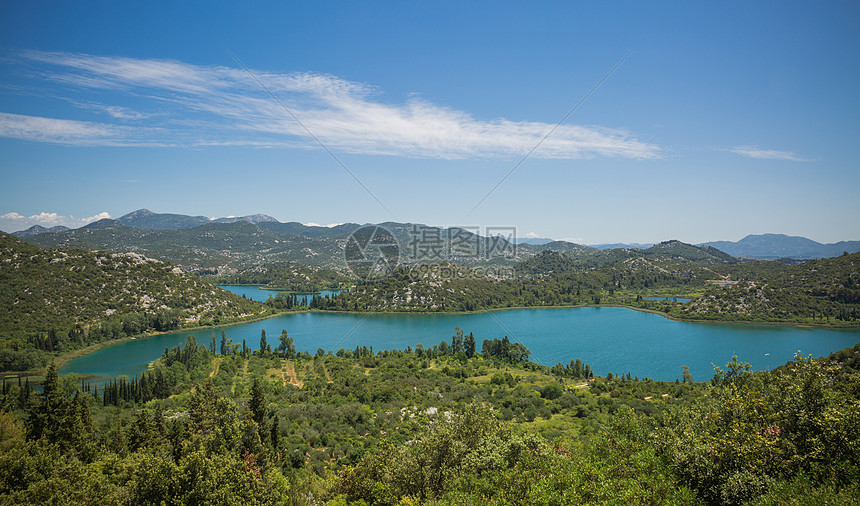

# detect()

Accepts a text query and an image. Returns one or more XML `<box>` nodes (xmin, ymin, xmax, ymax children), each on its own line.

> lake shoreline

<box><xmin>33</xmin><ymin>309</ymin><xmax>306</xmax><ymax>376</ymax></box>
<box><xmin>313</xmin><ymin>304</ymin><xmax>860</xmax><ymax>329</ymax></box>
<box><xmin>39</xmin><ymin>303</ymin><xmax>858</xmax><ymax>379</ymax></box>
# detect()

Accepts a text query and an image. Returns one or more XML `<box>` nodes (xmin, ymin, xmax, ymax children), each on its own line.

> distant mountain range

<box><xmin>591</xmin><ymin>242</ymin><xmax>655</xmax><ymax>250</ymax></box>
<box><xmin>115</xmin><ymin>208</ymin><xmax>211</xmax><ymax>229</ymax></box>
<box><xmin>11</xmin><ymin>209</ymin><xmax>859</xmax><ymax>261</ymax></box>
<box><xmin>213</xmin><ymin>214</ymin><xmax>279</xmax><ymax>225</ymax></box>
<box><xmin>17</xmin><ymin>211</ymin><xmax>534</xmax><ymax>272</ymax></box>
<box><xmin>516</xmin><ymin>237</ymin><xmax>555</xmax><ymax>245</ymax></box>
<box><xmin>11</xmin><ymin>224</ymin><xmax>71</xmax><ymax>238</ymax></box>
<box><xmin>699</xmin><ymin>234</ymin><xmax>860</xmax><ymax>259</ymax></box>
<box><xmin>98</xmin><ymin>209</ymin><xmax>280</xmax><ymax>229</ymax></box>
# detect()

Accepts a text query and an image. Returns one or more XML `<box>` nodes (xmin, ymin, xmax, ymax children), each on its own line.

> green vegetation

<box><xmin>2</xmin><ymin>333</ymin><xmax>858</xmax><ymax>504</ymax></box>
<box><xmin>0</xmin><ymin>232</ymin><xmax>267</xmax><ymax>372</ymax></box>
<box><xmin>685</xmin><ymin>252</ymin><xmax>860</xmax><ymax>323</ymax></box>
<box><xmin>312</xmin><ymin>250</ymin><xmax>859</xmax><ymax>326</ymax></box>
<box><xmin>22</xmin><ymin>220</ymin><xmax>347</xmax><ymax>271</ymax></box>
<box><xmin>7</xmin><ymin>216</ymin><xmax>859</xmax><ymax>503</ymax></box>
<box><xmin>209</xmin><ymin>261</ymin><xmax>349</xmax><ymax>292</ymax></box>
<box><xmin>5</xmin><ymin>225</ymin><xmax>857</xmax><ymax>377</ymax></box>
<box><xmin>26</xmin><ymin>216</ymin><xmax>858</xmax><ymax>326</ymax></box>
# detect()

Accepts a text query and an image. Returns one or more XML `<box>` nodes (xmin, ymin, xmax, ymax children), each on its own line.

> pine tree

<box><xmin>28</xmin><ymin>362</ymin><xmax>63</xmax><ymax>441</ymax></box>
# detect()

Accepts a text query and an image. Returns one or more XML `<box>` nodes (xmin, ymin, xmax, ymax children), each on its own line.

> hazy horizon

<box><xmin>3</xmin><ymin>207</ymin><xmax>859</xmax><ymax>248</ymax></box>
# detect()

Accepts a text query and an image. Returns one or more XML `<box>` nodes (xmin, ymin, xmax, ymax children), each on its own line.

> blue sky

<box><xmin>1</xmin><ymin>1</ymin><xmax>858</xmax><ymax>244</ymax></box>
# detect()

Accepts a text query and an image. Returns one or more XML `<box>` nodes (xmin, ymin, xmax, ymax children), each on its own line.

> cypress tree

<box><xmin>250</xmin><ymin>377</ymin><xmax>266</xmax><ymax>427</ymax></box>
<box><xmin>270</xmin><ymin>413</ymin><xmax>280</xmax><ymax>451</ymax></box>
<box><xmin>260</xmin><ymin>330</ymin><xmax>267</xmax><ymax>356</ymax></box>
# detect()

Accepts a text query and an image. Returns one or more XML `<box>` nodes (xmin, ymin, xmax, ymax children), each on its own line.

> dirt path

<box><xmin>284</xmin><ymin>360</ymin><xmax>302</xmax><ymax>388</ymax></box>
<box><xmin>209</xmin><ymin>358</ymin><xmax>221</xmax><ymax>378</ymax></box>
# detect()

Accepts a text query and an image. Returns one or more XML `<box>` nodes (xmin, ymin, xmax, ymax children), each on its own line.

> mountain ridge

<box><xmin>11</xmin><ymin>225</ymin><xmax>71</xmax><ymax>238</ymax></box>
<box><xmin>700</xmin><ymin>233</ymin><xmax>860</xmax><ymax>259</ymax></box>
<box><xmin>14</xmin><ymin>209</ymin><xmax>860</xmax><ymax>263</ymax></box>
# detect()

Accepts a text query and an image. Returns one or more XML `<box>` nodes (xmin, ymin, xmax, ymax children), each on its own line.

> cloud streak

<box><xmin>730</xmin><ymin>146</ymin><xmax>809</xmax><ymax>162</ymax></box>
<box><xmin>0</xmin><ymin>112</ymin><xmax>120</xmax><ymax>145</ymax></box>
<box><xmin>0</xmin><ymin>211</ymin><xmax>111</xmax><ymax>232</ymax></box>
<box><xmin>1</xmin><ymin>51</ymin><xmax>661</xmax><ymax>160</ymax></box>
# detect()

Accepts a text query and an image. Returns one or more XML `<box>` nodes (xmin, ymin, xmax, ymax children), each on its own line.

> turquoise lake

<box><xmin>61</xmin><ymin>303</ymin><xmax>860</xmax><ymax>384</ymax></box>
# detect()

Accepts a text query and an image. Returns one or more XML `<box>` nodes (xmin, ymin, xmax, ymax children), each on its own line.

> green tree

<box><xmin>270</xmin><ymin>413</ymin><xmax>280</xmax><ymax>452</ymax></box>
<box><xmin>27</xmin><ymin>362</ymin><xmax>64</xmax><ymax>442</ymax></box>
<box><xmin>682</xmin><ymin>365</ymin><xmax>694</xmax><ymax>383</ymax></box>
<box><xmin>572</xmin><ymin>358</ymin><xmax>584</xmax><ymax>378</ymax></box>
<box><xmin>464</xmin><ymin>332</ymin><xmax>476</xmax><ymax>358</ymax></box>
<box><xmin>277</xmin><ymin>330</ymin><xmax>295</xmax><ymax>359</ymax></box>
<box><xmin>250</xmin><ymin>377</ymin><xmax>266</xmax><ymax>428</ymax></box>
<box><xmin>451</xmin><ymin>327</ymin><xmax>464</xmax><ymax>354</ymax></box>
<box><xmin>259</xmin><ymin>329</ymin><xmax>267</xmax><ymax>356</ymax></box>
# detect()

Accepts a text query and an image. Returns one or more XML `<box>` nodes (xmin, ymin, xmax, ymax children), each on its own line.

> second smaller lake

<box><xmin>218</xmin><ymin>285</ymin><xmax>342</xmax><ymax>302</ymax></box>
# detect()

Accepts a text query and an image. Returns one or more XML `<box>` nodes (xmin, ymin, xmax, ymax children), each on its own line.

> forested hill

<box><xmin>685</xmin><ymin>252</ymin><xmax>860</xmax><ymax>323</ymax></box>
<box><xmin>211</xmin><ymin>261</ymin><xmax>347</xmax><ymax>292</ymax></box>
<box><xmin>314</xmin><ymin>242</ymin><xmax>738</xmax><ymax>313</ymax></box>
<box><xmin>516</xmin><ymin>240</ymin><xmax>738</xmax><ymax>276</ymax></box>
<box><xmin>0</xmin><ymin>232</ymin><xmax>264</xmax><ymax>371</ymax></box>
<box><xmin>312</xmin><ymin>248</ymin><xmax>860</xmax><ymax>326</ymax></box>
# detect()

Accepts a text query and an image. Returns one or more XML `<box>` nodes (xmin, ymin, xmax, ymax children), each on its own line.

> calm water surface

<box><xmin>217</xmin><ymin>285</ymin><xmax>341</xmax><ymax>302</ymax></box>
<box><xmin>61</xmin><ymin>306</ymin><xmax>860</xmax><ymax>384</ymax></box>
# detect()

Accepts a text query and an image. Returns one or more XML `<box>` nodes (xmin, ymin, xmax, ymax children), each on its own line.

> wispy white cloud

<box><xmin>1</xmin><ymin>51</ymin><xmax>661</xmax><ymax>160</ymax></box>
<box><xmin>67</xmin><ymin>100</ymin><xmax>149</xmax><ymax>120</ymax></box>
<box><xmin>0</xmin><ymin>211</ymin><xmax>111</xmax><ymax>232</ymax></box>
<box><xmin>0</xmin><ymin>112</ymin><xmax>165</xmax><ymax>146</ymax></box>
<box><xmin>560</xmin><ymin>237</ymin><xmax>585</xmax><ymax>244</ymax></box>
<box><xmin>0</xmin><ymin>112</ymin><xmax>120</xmax><ymax>145</ymax></box>
<box><xmin>729</xmin><ymin>146</ymin><xmax>809</xmax><ymax>162</ymax></box>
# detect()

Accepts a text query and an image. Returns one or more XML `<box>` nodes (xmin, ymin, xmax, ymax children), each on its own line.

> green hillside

<box><xmin>0</xmin><ymin>232</ymin><xmax>265</xmax><ymax>371</ymax></box>
<box><xmin>644</xmin><ymin>239</ymin><xmax>738</xmax><ymax>263</ymax></box>
<box><xmin>685</xmin><ymin>252</ymin><xmax>860</xmax><ymax>323</ymax></box>
<box><xmin>117</xmin><ymin>209</ymin><xmax>212</xmax><ymax>230</ymax></box>
<box><xmin>23</xmin><ymin>220</ymin><xmax>348</xmax><ymax>272</ymax></box>
<box><xmin>1</xmin><ymin>337</ymin><xmax>858</xmax><ymax>504</ymax></box>
<box><xmin>315</xmin><ymin>242</ymin><xmax>744</xmax><ymax>313</ymax></box>
<box><xmin>311</xmin><ymin>248</ymin><xmax>860</xmax><ymax>327</ymax></box>
<box><xmin>210</xmin><ymin>261</ymin><xmax>350</xmax><ymax>292</ymax></box>
<box><xmin>21</xmin><ymin>219</ymin><xmax>570</xmax><ymax>275</ymax></box>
